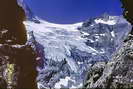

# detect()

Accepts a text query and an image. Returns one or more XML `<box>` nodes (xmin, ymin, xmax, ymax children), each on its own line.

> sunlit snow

<box><xmin>24</xmin><ymin>15</ymin><xmax>131</xmax><ymax>88</ymax></box>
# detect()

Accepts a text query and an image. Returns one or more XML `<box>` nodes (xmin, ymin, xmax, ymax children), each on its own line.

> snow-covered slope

<box><xmin>17</xmin><ymin>0</ymin><xmax>132</xmax><ymax>88</ymax></box>
<box><xmin>23</xmin><ymin>14</ymin><xmax>132</xmax><ymax>88</ymax></box>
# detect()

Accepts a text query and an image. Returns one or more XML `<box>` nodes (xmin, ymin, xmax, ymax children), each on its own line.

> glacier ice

<box><xmin>17</xmin><ymin>0</ymin><xmax>132</xmax><ymax>88</ymax></box>
<box><xmin>23</xmin><ymin>15</ymin><xmax>132</xmax><ymax>88</ymax></box>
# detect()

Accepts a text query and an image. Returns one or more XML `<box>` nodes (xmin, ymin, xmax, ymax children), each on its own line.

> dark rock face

<box><xmin>83</xmin><ymin>0</ymin><xmax>133</xmax><ymax>88</ymax></box>
<box><xmin>121</xmin><ymin>0</ymin><xmax>133</xmax><ymax>24</ymax></box>
<box><xmin>0</xmin><ymin>0</ymin><xmax>37</xmax><ymax>89</ymax></box>
<box><xmin>0</xmin><ymin>44</ymin><xmax>37</xmax><ymax>89</ymax></box>
<box><xmin>0</xmin><ymin>0</ymin><xmax>27</xmax><ymax>45</ymax></box>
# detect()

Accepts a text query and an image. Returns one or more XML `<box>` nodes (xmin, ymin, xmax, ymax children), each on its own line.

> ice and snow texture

<box><xmin>24</xmin><ymin>15</ymin><xmax>132</xmax><ymax>88</ymax></box>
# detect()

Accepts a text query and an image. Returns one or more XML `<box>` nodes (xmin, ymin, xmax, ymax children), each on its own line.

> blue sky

<box><xmin>25</xmin><ymin>0</ymin><xmax>123</xmax><ymax>24</ymax></box>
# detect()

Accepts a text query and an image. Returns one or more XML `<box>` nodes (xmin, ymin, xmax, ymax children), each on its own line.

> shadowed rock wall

<box><xmin>0</xmin><ymin>0</ymin><xmax>27</xmax><ymax>45</ymax></box>
<box><xmin>0</xmin><ymin>0</ymin><xmax>37</xmax><ymax>89</ymax></box>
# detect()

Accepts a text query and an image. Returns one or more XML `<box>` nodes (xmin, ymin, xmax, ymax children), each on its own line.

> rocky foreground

<box><xmin>83</xmin><ymin>0</ymin><xmax>133</xmax><ymax>88</ymax></box>
<box><xmin>0</xmin><ymin>29</ymin><xmax>38</xmax><ymax>89</ymax></box>
<box><xmin>83</xmin><ymin>33</ymin><xmax>133</xmax><ymax>88</ymax></box>
<box><xmin>0</xmin><ymin>44</ymin><xmax>37</xmax><ymax>89</ymax></box>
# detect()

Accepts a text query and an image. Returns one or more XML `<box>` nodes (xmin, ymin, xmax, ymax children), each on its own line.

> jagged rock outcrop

<box><xmin>83</xmin><ymin>0</ymin><xmax>133</xmax><ymax>88</ymax></box>
<box><xmin>0</xmin><ymin>0</ymin><xmax>37</xmax><ymax>89</ymax></box>
<box><xmin>83</xmin><ymin>41</ymin><xmax>133</xmax><ymax>88</ymax></box>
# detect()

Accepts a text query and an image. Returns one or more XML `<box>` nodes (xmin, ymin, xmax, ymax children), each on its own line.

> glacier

<box><xmin>24</xmin><ymin>15</ymin><xmax>131</xmax><ymax>88</ymax></box>
<box><xmin>17</xmin><ymin>0</ymin><xmax>132</xmax><ymax>88</ymax></box>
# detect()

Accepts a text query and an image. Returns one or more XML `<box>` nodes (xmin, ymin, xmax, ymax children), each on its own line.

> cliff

<box><xmin>0</xmin><ymin>0</ymin><xmax>37</xmax><ymax>89</ymax></box>
<box><xmin>83</xmin><ymin>36</ymin><xmax>133</xmax><ymax>88</ymax></box>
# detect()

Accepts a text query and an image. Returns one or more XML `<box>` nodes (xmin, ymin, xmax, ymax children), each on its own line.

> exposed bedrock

<box><xmin>0</xmin><ymin>0</ymin><xmax>38</xmax><ymax>89</ymax></box>
<box><xmin>83</xmin><ymin>0</ymin><xmax>133</xmax><ymax>88</ymax></box>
